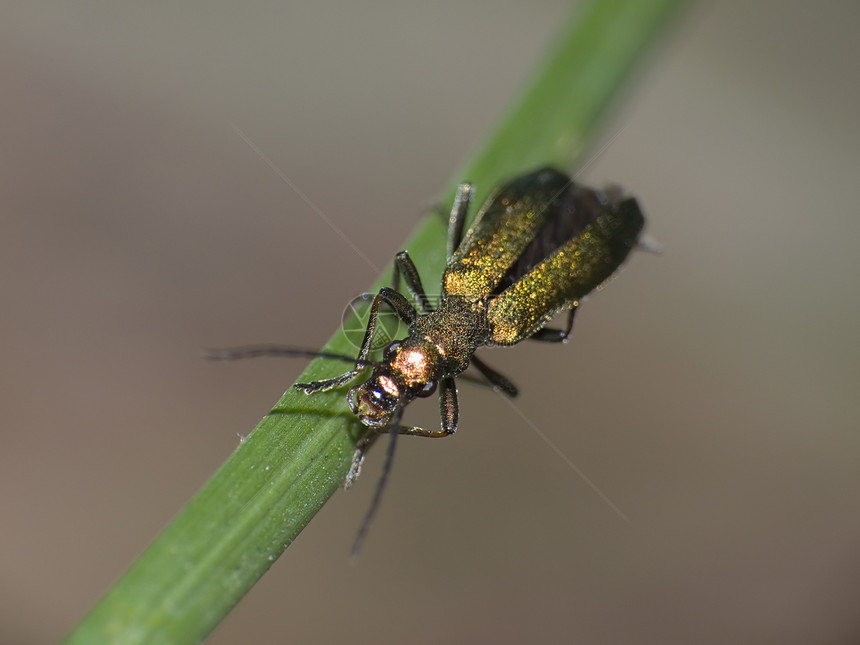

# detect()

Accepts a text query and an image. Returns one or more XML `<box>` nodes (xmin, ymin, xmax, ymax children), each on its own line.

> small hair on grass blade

<box><xmin>208</xmin><ymin>166</ymin><xmax>646</xmax><ymax>555</ymax></box>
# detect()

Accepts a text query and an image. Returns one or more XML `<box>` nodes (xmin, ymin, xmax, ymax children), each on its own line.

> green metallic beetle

<box><xmin>210</xmin><ymin>166</ymin><xmax>645</xmax><ymax>551</ymax></box>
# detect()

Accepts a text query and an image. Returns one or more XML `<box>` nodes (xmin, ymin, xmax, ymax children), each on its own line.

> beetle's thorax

<box><xmin>409</xmin><ymin>294</ymin><xmax>491</xmax><ymax>377</ymax></box>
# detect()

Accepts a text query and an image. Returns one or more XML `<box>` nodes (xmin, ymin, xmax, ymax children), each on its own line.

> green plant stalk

<box><xmin>64</xmin><ymin>1</ymin><xmax>687</xmax><ymax>643</ymax></box>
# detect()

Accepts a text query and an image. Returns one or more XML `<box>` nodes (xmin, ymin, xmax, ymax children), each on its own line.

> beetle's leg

<box><xmin>397</xmin><ymin>422</ymin><xmax>456</xmax><ymax>439</ymax></box>
<box><xmin>380</xmin><ymin>378</ymin><xmax>458</xmax><ymax>439</ymax></box>
<box><xmin>344</xmin><ymin>414</ymin><xmax>458</xmax><ymax>488</ymax></box>
<box><xmin>343</xmin><ymin>428</ymin><xmax>382</xmax><ymax>489</ymax></box>
<box><xmin>439</xmin><ymin>377</ymin><xmax>459</xmax><ymax>434</ymax></box>
<box><xmin>529</xmin><ymin>305</ymin><xmax>577</xmax><ymax>343</ymax></box>
<box><xmin>392</xmin><ymin>251</ymin><xmax>433</xmax><ymax>314</ymax></box>
<box><xmin>345</xmin><ymin>417</ymin><xmax>457</xmax><ymax>485</ymax></box>
<box><xmin>348</xmin><ymin>288</ymin><xmax>417</xmax><ymax>367</ymax></box>
<box><xmin>296</xmin><ymin>288</ymin><xmax>417</xmax><ymax>394</ymax></box>
<box><xmin>447</xmin><ymin>182</ymin><xmax>473</xmax><ymax>260</ymax></box>
<box><xmin>344</xmin><ymin>452</ymin><xmax>365</xmax><ymax>489</ymax></box>
<box><xmin>372</xmin><ymin>287</ymin><xmax>418</xmax><ymax>329</ymax></box>
<box><xmin>469</xmin><ymin>355</ymin><xmax>519</xmax><ymax>397</ymax></box>
<box><xmin>344</xmin><ymin>384</ymin><xmax>457</xmax><ymax>488</ymax></box>
<box><xmin>393</xmin><ymin>425</ymin><xmax>455</xmax><ymax>438</ymax></box>
<box><xmin>295</xmin><ymin>371</ymin><xmax>364</xmax><ymax>394</ymax></box>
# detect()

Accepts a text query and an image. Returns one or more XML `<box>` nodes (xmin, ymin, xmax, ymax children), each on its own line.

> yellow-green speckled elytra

<box><xmin>209</xmin><ymin>167</ymin><xmax>645</xmax><ymax>553</ymax></box>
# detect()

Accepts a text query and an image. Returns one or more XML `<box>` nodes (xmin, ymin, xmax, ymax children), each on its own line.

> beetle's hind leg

<box><xmin>529</xmin><ymin>305</ymin><xmax>578</xmax><ymax>343</ymax></box>
<box><xmin>469</xmin><ymin>355</ymin><xmax>519</xmax><ymax>397</ymax></box>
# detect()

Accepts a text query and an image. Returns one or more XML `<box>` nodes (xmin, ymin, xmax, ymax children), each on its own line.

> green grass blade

<box><xmin>63</xmin><ymin>1</ymin><xmax>688</xmax><ymax>643</ymax></box>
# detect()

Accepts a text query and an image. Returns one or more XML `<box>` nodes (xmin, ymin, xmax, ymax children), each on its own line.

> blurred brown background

<box><xmin>2</xmin><ymin>1</ymin><xmax>859</xmax><ymax>643</ymax></box>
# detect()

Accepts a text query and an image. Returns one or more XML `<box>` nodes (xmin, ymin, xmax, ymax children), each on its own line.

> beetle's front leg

<box><xmin>343</xmin><ymin>428</ymin><xmax>381</xmax><ymax>489</ymax></box>
<box><xmin>342</xmin><ymin>383</ymin><xmax>458</xmax><ymax>488</ymax></box>
<box><xmin>296</xmin><ymin>287</ymin><xmax>417</xmax><ymax>394</ymax></box>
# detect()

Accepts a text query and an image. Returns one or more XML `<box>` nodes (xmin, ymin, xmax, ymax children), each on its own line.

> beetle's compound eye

<box><xmin>383</xmin><ymin>340</ymin><xmax>401</xmax><ymax>360</ymax></box>
<box><xmin>348</xmin><ymin>374</ymin><xmax>401</xmax><ymax>428</ymax></box>
<box><xmin>416</xmin><ymin>379</ymin><xmax>438</xmax><ymax>398</ymax></box>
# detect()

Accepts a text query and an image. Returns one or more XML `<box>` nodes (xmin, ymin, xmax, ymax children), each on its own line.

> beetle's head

<box><xmin>347</xmin><ymin>340</ymin><xmax>439</xmax><ymax>428</ymax></box>
<box><xmin>348</xmin><ymin>372</ymin><xmax>403</xmax><ymax>428</ymax></box>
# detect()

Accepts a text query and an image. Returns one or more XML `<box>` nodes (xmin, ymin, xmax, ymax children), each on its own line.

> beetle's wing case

<box><xmin>442</xmin><ymin>168</ymin><xmax>572</xmax><ymax>300</ymax></box>
<box><xmin>487</xmin><ymin>188</ymin><xmax>645</xmax><ymax>345</ymax></box>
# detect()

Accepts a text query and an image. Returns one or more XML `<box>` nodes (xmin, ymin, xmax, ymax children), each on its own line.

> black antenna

<box><xmin>208</xmin><ymin>341</ymin><xmax>397</xmax><ymax>557</ymax></box>
<box><xmin>349</xmin><ymin>412</ymin><xmax>402</xmax><ymax>560</ymax></box>
<box><xmin>204</xmin><ymin>344</ymin><xmax>373</xmax><ymax>368</ymax></box>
